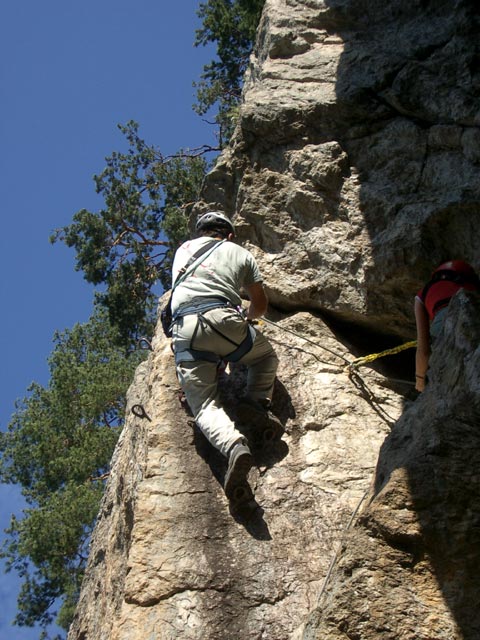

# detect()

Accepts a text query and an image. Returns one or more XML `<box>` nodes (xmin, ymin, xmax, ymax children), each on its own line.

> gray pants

<box><xmin>172</xmin><ymin>307</ymin><xmax>278</xmax><ymax>457</ymax></box>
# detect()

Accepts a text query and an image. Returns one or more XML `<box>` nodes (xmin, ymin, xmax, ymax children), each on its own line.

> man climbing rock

<box><xmin>169</xmin><ymin>211</ymin><xmax>279</xmax><ymax>501</ymax></box>
<box><xmin>414</xmin><ymin>259</ymin><xmax>480</xmax><ymax>392</ymax></box>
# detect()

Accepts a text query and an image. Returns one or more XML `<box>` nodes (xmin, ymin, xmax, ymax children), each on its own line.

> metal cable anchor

<box><xmin>131</xmin><ymin>404</ymin><xmax>152</xmax><ymax>421</ymax></box>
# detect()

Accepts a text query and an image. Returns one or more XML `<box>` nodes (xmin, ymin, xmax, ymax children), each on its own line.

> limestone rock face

<box><xmin>303</xmin><ymin>291</ymin><xmax>480</xmax><ymax>640</ymax></box>
<box><xmin>201</xmin><ymin>0</ymin><xmax>480</xmax><ymax>337</ymax></box>
<box><xmin>68</xmin><ymin>1</ymin><xmax>480</xmax><ymax>639</ymax></box>
<box><xmin>68</xmin><ymin>310</ymin><xmax>405</xmax><ymax>640</ymax></box>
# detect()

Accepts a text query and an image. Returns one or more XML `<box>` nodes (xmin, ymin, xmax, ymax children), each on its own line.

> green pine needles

<box><xmin>0</xmin><ymin>308</ymin><xmax>144</xmax><ymax>634</ymax></box>
<box><xmin>1</xmin><ymin>1</ymin><xmax>265</xmax><ymax>635</ymax></box>
<box><xmin>51</xmin><ymin>121</ymin><xmax>209</xmax><ymax>346</ymax></box>
<box><xmin>195</xmin><ymin>0</ymin><xmax>266</xmax><ymax>143</ymax></box>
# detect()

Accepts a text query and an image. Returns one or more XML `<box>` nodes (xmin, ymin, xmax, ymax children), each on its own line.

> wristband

<box><xmin>415</xmin><ymin>375</ymin><xmax>425</xmax><ymax>379</ymax></box>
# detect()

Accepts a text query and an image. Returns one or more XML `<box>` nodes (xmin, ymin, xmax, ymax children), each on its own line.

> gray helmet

<box><xmin>195</xmin><ymin>211</ymin><xmax>235</xmax><ymax>235</ymax></box>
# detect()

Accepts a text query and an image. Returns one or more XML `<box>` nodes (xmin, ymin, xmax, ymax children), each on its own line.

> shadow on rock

<box><xmin>371</xmin><ymin>293</ymin><xmax>480</xmax><ymax>639</ymax></box>
<box><xmin>250</xmin><ymin>437</ymin><xmax>289</xmax><ymax>470</ymax></box>
<box><xmin>229</xmin><ymin>497</ymin><xmax>272</xmax><ymax>541</ymax></box>
<box><xmin>191</xmin><ymin>424</ymin><xmax>272</xmax><ymax>537</ymax></box>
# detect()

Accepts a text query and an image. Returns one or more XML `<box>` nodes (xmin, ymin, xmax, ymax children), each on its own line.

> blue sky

<box><xmin>0</xmin><ymin>1</ymin><xmax>215</xmax><ymax>637</ymax></box>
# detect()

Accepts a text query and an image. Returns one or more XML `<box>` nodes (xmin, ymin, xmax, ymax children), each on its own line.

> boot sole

<box><xmin>262</xmin><ymin>423</ymin><xmax>284</xmax><ymax>444</ymax></box>
<box><xmin>224</xmin><ymin>451</ymin><xmax>253</xmax><ymax>499</ymax></box>
<box><xmin>236</xmin><ymin>403</ymin><xmax>284</xmax><ymax>445</ymax></box>
<box><xmin>229</xmin><ymin>483</ymin><xmax>254</xmax><ymax>506</ymax></box>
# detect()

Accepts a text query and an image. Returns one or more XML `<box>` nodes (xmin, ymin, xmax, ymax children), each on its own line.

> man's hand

<box><xmin>245</xmin><ymin>282</ymin><xmax>268</xmax><ymax>319</ymax></box>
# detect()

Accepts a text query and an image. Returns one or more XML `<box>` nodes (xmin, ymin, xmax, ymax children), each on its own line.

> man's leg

<box><xmin>176</xmin><ymin>359</ymin><xmax>244</xmax><ymax>458</ymax></box>
<box><xmin>239</xmin><ymin>330</ymin><xmax>279</xmax><ymax>403</ymax></box>
<box><xmin>176</xmin><ymin>359</ymin><xmax>253</xmax><ymax>499</ymax></box>
<box><xmin>173</xmin><ymin>311</ymin><xmax>255</xmax><ymax>500</ymax></box>
<box><xmin>235</xmin><ymin>331</ymin><xmax>283</xmax><ymax>444</ymax></box>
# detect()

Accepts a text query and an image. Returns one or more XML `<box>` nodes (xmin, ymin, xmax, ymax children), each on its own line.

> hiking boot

<box><xmin>228</xmin><ymin>483</ymin><xmax>254</xmax><ymax>507</ymax></box>
<box><xmin>237</xmin><ymin>398</ymin><xmax>284</xmax><ymax>445</ymax></box>
<box><xmin>224</xmin><ymin>439</ymin><xmax>253</xmax><ymax>500</ymax></box>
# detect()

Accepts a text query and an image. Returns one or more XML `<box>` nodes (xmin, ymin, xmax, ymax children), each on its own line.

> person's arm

<box><xmin>414</xmin><ymin>296</ymin><xmax>430</xmax><ymax>392</ymax></box>
<box><xmin>245</xmin><ymin>282</ymin><xmax>268</xmax><ymax>319</ymax></box>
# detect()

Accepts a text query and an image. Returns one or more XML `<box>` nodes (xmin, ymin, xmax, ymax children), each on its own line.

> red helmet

<box><xmin>434</xmin><ymin>260</ymin><xmax>476</xmax><ymax>278</ymax></box>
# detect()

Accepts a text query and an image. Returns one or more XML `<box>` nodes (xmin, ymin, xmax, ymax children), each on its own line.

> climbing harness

<box><xmin>166</xmin><ymin>236</ymin><xmax>257</xmax><ymax>364</ymax></box>
<box><xmin>161</xmin><ymin>239</ymin><xmax>223</xmax><ymax>337</ymax></box>
<box><xmin>173</xmin><ymin>300</ymin><xmax>256</xmax><ymax>365</ymax></box>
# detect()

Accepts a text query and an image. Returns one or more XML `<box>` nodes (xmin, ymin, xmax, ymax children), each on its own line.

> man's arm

<box><xmin>245</xmin><ymin>282</ymin><xmax>268</xmax><ymax>319</ymax></box>
<box><xmin>414</xmin><ymin>297</ymin><xmax>430</xmax><ymax>392</ymax></box>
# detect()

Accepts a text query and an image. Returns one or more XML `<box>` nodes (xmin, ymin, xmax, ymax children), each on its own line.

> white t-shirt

<box><xmin>171</xmin><ymin>237</ymin><xmax>262</xmax><ymax>314</ymax></box>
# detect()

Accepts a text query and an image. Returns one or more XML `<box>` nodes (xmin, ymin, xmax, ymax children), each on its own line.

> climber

<box><xmin>414</xmin><ymin>259</ymin><xmax>480</xmax><ymax>392</ymax></box>
<box><xmin>169</xmin><ymin>211</ymin><xmax>279</xmax><ymax>500</ymax></box>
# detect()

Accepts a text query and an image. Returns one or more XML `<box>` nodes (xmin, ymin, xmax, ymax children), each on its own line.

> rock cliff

<box><xmin>303</xmin><ymin>291</ymin><xmax>480</xmax><ymax>640</ymax></box>
<box><xmin>68</xmin><ymin>1</ymin><xmax>480</xmax><ymax>638</ymax></box>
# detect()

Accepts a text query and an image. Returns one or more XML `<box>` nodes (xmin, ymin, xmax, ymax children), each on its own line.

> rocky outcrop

<box><xmin>68</xmin><ymin>307</ymin><xmax>406</xmax><ymax>640</ymax></box>
<box><xmin>202</xmin><ymin>0</ymin><xmax>480</xmax><ymax>337</ymax></box>
<box><xmin>68</xmin><ymin>0</ymin><xmax>480</xmax><ymax>638</ymax></box>
<box><xmin>303</xmin><ymin>291</ymin><xmax>480</xmax><ymax>640</ymax></box>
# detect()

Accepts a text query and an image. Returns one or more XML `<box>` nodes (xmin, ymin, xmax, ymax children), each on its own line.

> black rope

<box><xmin>261</xmin><ymin>317</ymin><xmax>350</xmax><ymax>364</ymax></box>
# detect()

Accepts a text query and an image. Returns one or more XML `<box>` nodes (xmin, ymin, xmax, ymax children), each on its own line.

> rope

<box><xmin>261</xmin><ymin>316</ymin><xmax>416</xmax><ymax>372</ymax></box>
<box><xmin>259</xmin><ymin>316</ymin><xmax>416</xmax><ymax>390</ymax></box>
<box><xmin>260</xmin><ymin>317</ymin><xmax>350</xmax><ymax>364</ymax></box>
<box><xmin>255</xmin><ymin>317</ymin><xmax>417</xmax><ymax>596</ymax></box>
<box><xmin>316</xmin><ymin>485</ymin><xmax>370</xmax><ymax>604</ymax></box>
<box><xmin>346</xmin><ymin>340</ymin><xmax>417</xmax><ymax>373</ymax></box>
